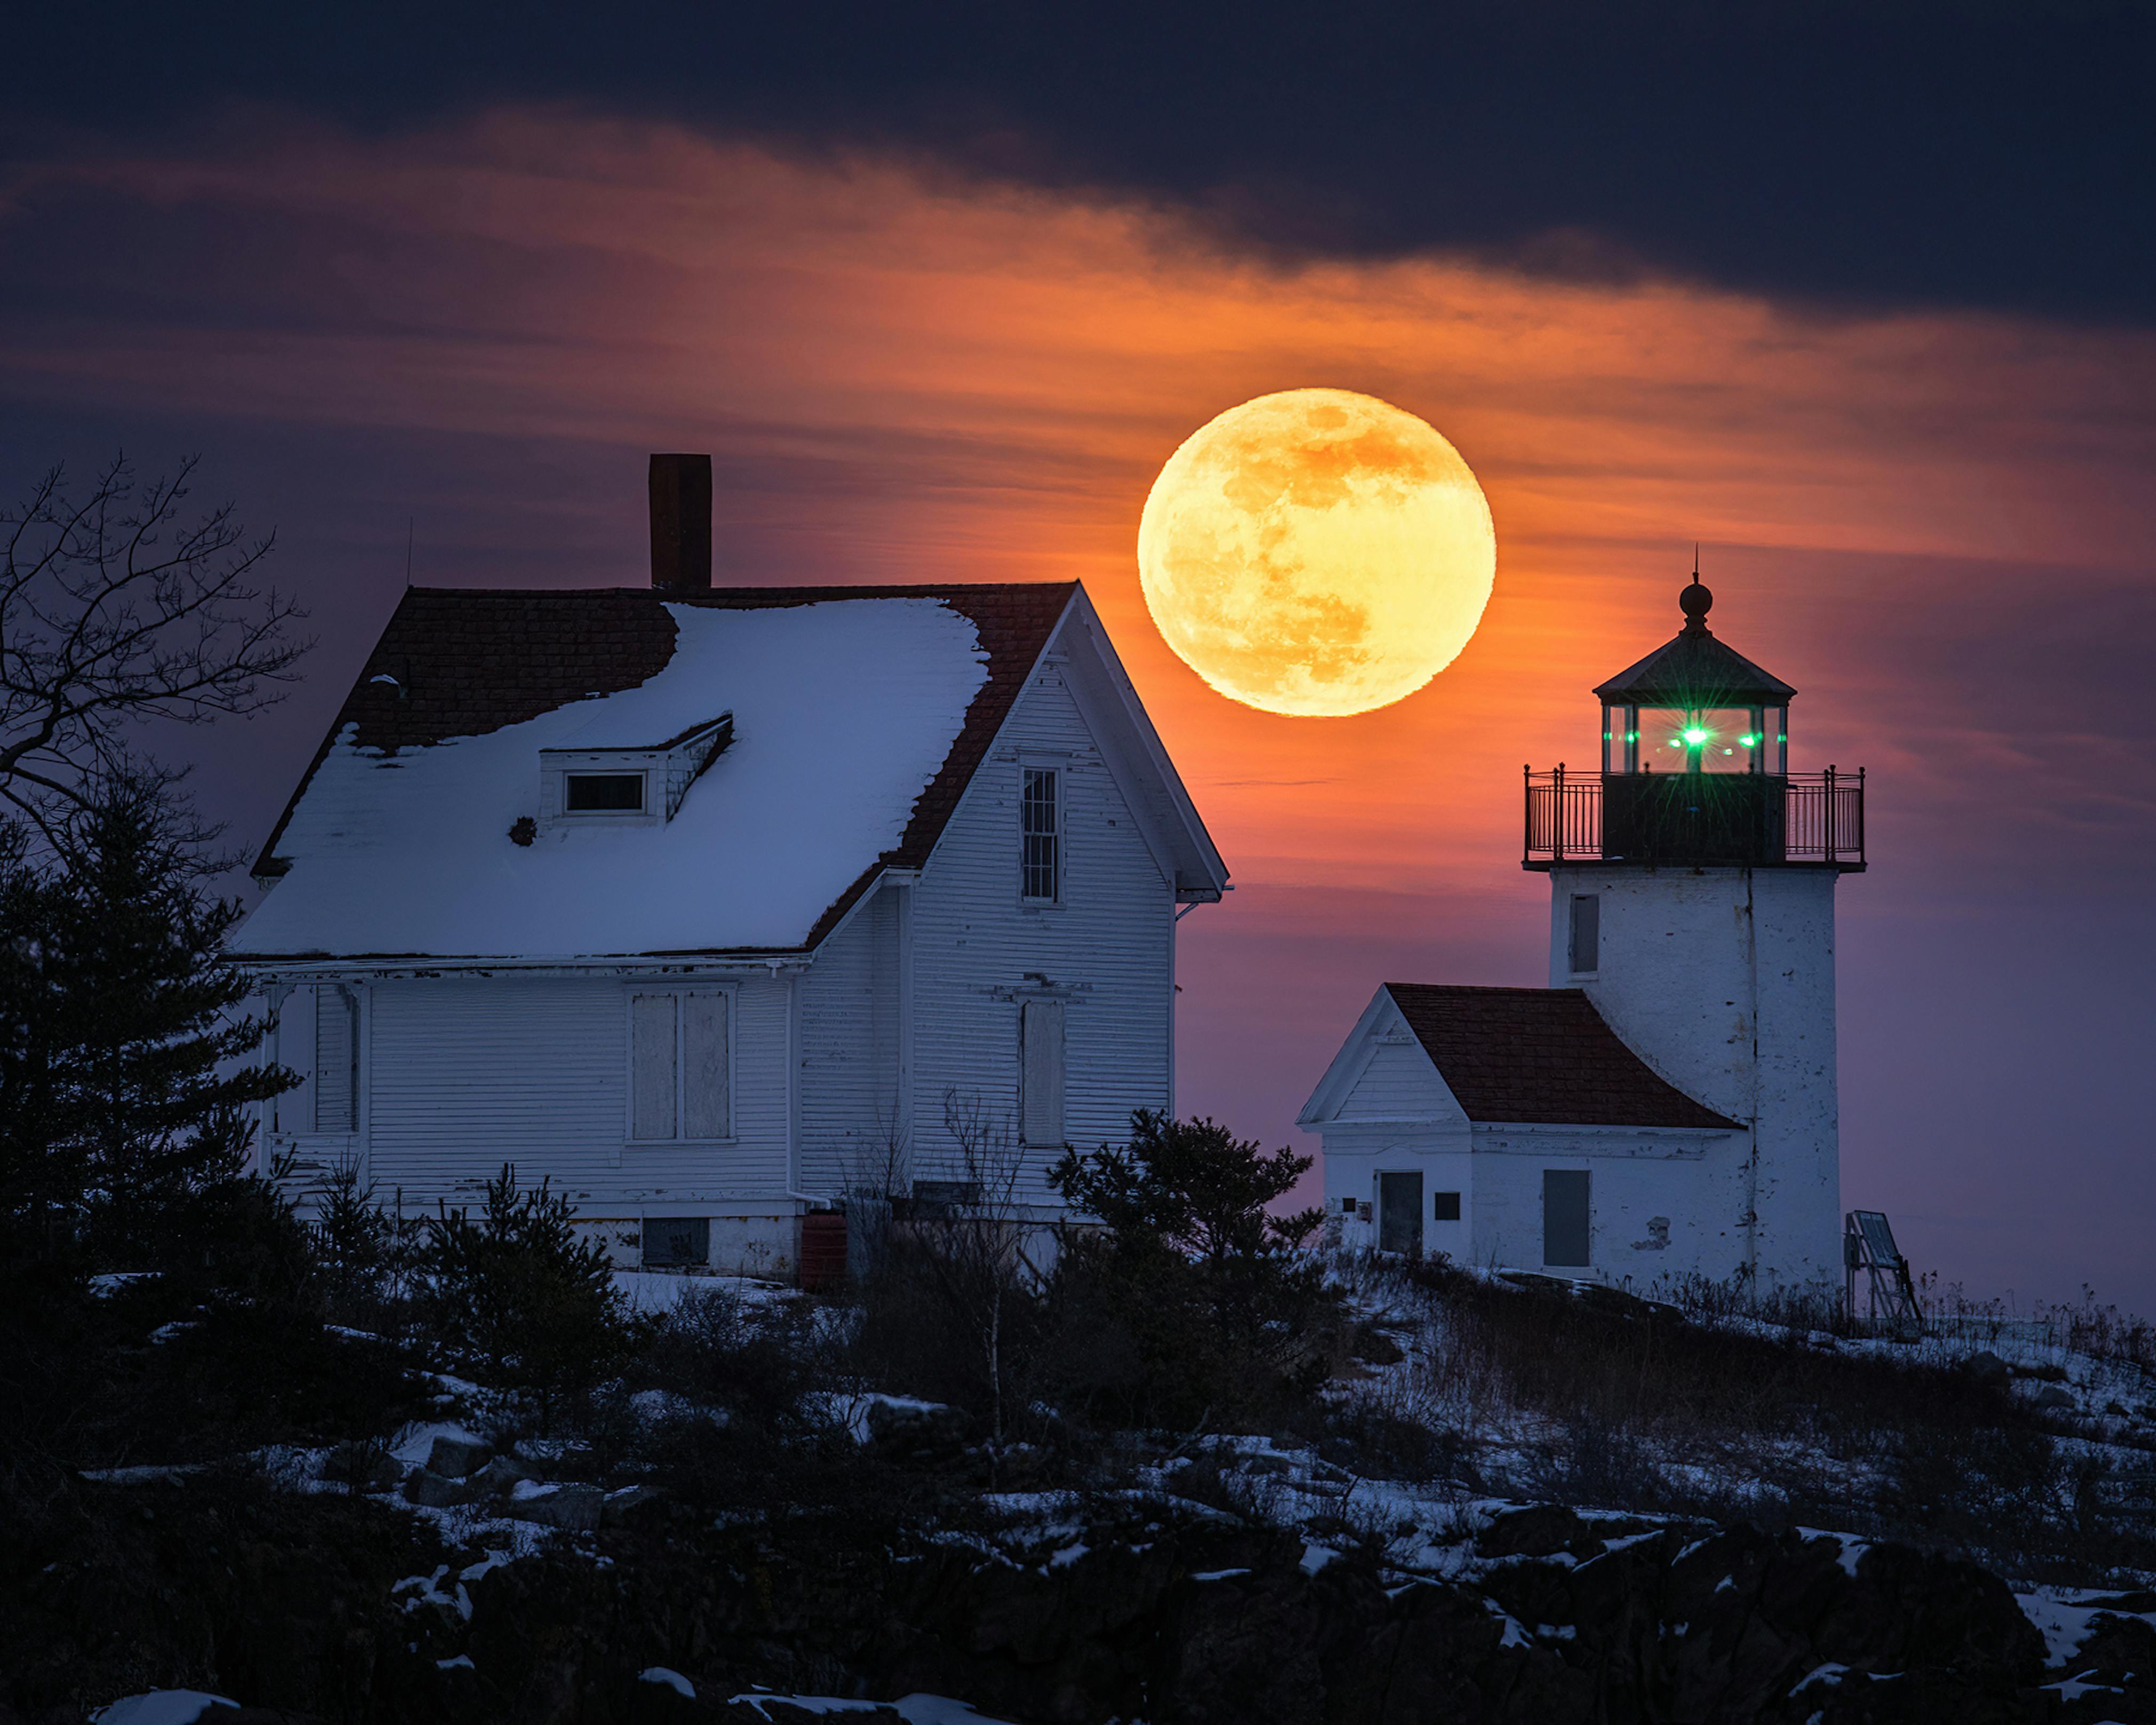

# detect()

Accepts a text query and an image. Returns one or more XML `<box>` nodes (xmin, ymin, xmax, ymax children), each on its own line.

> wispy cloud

<box><xmin>4</xmin><ymin>110</ymin><xmax>2154</xmax><ymax>1304</ymax></box>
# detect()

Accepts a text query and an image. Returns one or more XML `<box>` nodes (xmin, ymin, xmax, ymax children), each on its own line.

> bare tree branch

<box><xmin>0</xmin><ymin>454</ymin><xmax>311</xmax><ymax>848</ymax></box>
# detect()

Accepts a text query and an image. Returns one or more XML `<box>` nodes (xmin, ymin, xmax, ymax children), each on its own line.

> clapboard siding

<box><xmin>364</xmin><ymin>973</ymin><xmax>791</xmax><ymax>1207</ymax></box>
<box><xmin>796</xmin><ymin>886</ymin><xmax>902</xmax><ymax>1197</ymax></box>
<box><xmin>1336</xmin><ymin>1040</ymin><xmax>1461</xmax><ymax>1122</ymax></box>
<box><xmin>910</xmin><ymin>658</ymin><xmax>1173</xmax><ymax>1202</ymax></box>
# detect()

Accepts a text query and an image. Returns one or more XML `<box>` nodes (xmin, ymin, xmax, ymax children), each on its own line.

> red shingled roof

<box><xmin>1383</xmin><ymin>983</ymin><xmax>1740</xmax><ymax>1129</ymax></box>
<box><xmin>252</xmin><ymin>582</ymin><xmax>1077</xmax><ymax>947</ymax></box>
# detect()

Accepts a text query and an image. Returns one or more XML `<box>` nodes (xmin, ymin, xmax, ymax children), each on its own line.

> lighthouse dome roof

<box><xmin>1593</xmin><ymin>579</ymin><xmax>1796</xmax><ymax>707</ymax></box>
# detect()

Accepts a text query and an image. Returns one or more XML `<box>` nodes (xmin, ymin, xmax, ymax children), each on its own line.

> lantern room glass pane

<box><xmin>1640</xmin><ymin>706</ymin><xmax>1761</xmax><ymax>774</ymax></box>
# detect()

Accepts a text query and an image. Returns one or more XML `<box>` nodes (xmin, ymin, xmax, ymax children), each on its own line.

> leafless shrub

<box><xmin>850</xmin><ymin>1089</ymin><xmax>1045</xmax><ymax>1456</ymax></box>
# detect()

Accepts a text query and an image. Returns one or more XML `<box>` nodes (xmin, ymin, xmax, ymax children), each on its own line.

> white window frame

<box><xmin>623</xmin><ymin>984</ymin><xmax>737</xmax><ymax>1145</ymax></box>
<box><xmin>269</xmin><ymin>980</ymin><xmax>364</xmax><ymax>1143</ymax></box>
<box><xmin>1018</xmin><ymin>762</ymin><xmax>1063</xmax><ymax>906</ymax></box>
<box><xmin>563</xmin><ymin>770</ymin><xmax>649</xmax><ymax>816</ymax></box>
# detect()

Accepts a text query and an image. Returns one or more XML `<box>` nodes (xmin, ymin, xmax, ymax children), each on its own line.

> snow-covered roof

<box><xmin>234</xmin><ymin>583</ymin><xmax>1079</xmax><ymax>960</ymax></box>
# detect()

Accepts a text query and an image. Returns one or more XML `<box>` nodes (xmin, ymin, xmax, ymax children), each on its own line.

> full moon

<box><xmin>1136</xmin><ymin>389</ymin><xmax>1496</xmax><ymax>717</ymax></box>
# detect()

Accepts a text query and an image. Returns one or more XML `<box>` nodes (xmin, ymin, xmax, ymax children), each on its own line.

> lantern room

<box><xmin>1525</xmin><ymin>575</ymin><xmax>1864</xmax><ymax>870</ymax></box>
<box><xmin>1597</xmin><ymin>580</ymin><xmax>1793</xmax><ymax>776</ymax></box>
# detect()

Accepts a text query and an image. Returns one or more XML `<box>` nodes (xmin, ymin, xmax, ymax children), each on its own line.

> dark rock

<box><xmin>1349</xmin><ymin>1324</ymin><xmax>1406</xmax><ymax>1365</ymax></box>
<box><xmin>471</xmin><ymin>1454</ymin><xmax>538</xmax><ymax>1495</ymax></box>
<box><xmin>425</xmin><ymin>1434</ymin><xmax>493</xmax><ymax>1478</ymax></box>
<box><xmin>601</xmin><ymin>1486</ymin><xmax>663</xmax><ymax>1528</ymax></box>
<box><xmin>2073</xmin><ymin>1609</ymin><xmax>2156</xmax><ymax>1684</ymax></box>
<box><xmin>863</xmin><ymin>1397</ymin><xmax>971</xmax><ymax>1462</ymax></box>
<box><xmin>1962</xmin><ymin>1350</ymin><xmax>2011</xmax><ymax>1388</ymax></box>
<box><xmin>2029</xmin><ymin>1383</ymin><xmax>2075</xmax><ymax>1411</ymax></box>
<box><xmin>318</xmin><ymin>1442</ymin><xmax>402</xmax><ymax>1492</ymax></box>
<box><xmin>402</xmin><ymin>1469</ymin><xmax>476</xmax><ymax>1510</ymax></box>
<box><xmin>504</xmin><ymin>1483</ymin><xmax>605</xmax><ymax>1531</ymax></box>
<box><xmin>5</xmin><ymin>1461</ymin><xmax>2104</xmax><ymax>1725</ymax></box>
<box><xmin>1477</xmin><ymin>1502</ymin><xmax>1597</xmax><ymax>1560</ymax></box>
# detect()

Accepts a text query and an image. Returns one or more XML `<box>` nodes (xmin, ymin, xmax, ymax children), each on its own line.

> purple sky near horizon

<box><xmin>4</xmin><ymin>117</ymin><xmax>2153</xmax><ymax>1314</ymax></box>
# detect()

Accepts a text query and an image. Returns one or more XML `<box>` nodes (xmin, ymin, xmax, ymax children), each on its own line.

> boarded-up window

<box><xmin>1020</xmin><ymin>998</ymin><xmax>1065</xmax><ymax>1147</ymax></box>
<box><xmin>1433</xmin><ymin>1190</ymin><xmax>1462</xmax><ymax>1222</ymax></box>
<box><xmin>1020</xmin><ymin>767</ymin><xmax>1059</xmax><ymax>901</ymax></box>
<box><xmin>1543</xmin><ymin>1170</ymin><xmax>1591</xmax><ymax>1267</ymax></box>
<box><xmin>682</xmin><ymin>993</ymin><xmax>730</xmax><ymax>1139</ymax></box>
<box><xmin>1569</xmin><ymin>893</ymin><xmax>1600</xmax><ymax>974</ymax></box>
<box><xmin>631</xmin><ymin>991</ymin><xmax>730</xmax><ymax>1141</ymax></box>
<box><xmin>631</xmin><ymin>994</ymin><xmax>677</xmax><ymax>1139</ymax></box>
<box><xmin>313</xmin><ymin>985</ymin><xmax>358</xmax><ymax>1134</ymax></box>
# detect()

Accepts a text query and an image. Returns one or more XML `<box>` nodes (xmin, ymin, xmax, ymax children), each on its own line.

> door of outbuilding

<box><xmin>1543</xmin><ymin>1170</ymin><xmax>1591</xmax><ymax>1267</ymax></box>
<box><xmin>1379</xmin><ymin>1171</ymin><xmax>1424</xmax><ymax>1256</ymax></box>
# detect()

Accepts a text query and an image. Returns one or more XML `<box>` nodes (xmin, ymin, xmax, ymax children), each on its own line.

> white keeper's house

<box><xmin>231</xmin><ymin>454</ymin><xmax>1229</xmax><ymax>1277</ymax></box>
<box><xmin>1301</xmin><ymin>577</ymin><xmax>1865</xmax><ymax>1293</ymax></box>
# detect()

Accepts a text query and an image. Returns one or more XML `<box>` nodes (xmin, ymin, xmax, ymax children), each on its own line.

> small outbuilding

<box><xmin>1299</xmin><ymin>983</ymin><xmax>1741</xmax><ymax>1277</ymax></box>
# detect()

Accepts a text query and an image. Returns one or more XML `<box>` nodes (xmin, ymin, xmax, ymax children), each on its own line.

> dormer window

<box><xmin>536</xmin><ymin>714</ymin><xmax>731</xmax><ymax>834</ymax></box>
<box><xmin>566</xmin><ymin>772</ymin><xmax>646</xmax><ymax>813</ymax></box>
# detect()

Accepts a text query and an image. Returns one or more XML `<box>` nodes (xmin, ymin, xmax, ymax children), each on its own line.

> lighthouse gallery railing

<box><xmin>1523</xmin><ymin>766</ymin><xmax>1865</xmax><ymax>867</ymax></box>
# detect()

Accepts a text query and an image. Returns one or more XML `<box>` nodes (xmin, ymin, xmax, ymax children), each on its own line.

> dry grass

<box><xmin>1325</xmin><ymin>1255</ymin><xmax>2156</xmax><ymax>1588</ymax></box>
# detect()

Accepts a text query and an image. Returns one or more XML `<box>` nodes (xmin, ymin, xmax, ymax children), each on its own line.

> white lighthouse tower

<box><xmin>1524</xmin><ymin>576</ymin><xmax>1865</xmax><ymax>1291</ymax></box>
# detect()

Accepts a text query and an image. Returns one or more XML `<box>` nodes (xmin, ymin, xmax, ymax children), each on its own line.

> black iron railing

<box><xmin>1524</xmin><ymin>765</ymin><xmax>1864</xmax><ymax>868</ymax></box>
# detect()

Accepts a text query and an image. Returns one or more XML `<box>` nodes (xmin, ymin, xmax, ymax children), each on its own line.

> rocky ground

<box><xmin>14</xmin><ymin>1264</ymin><xmax>2156</xmax><ymax>1725</ymax></box>
<box><xmin>9</xmin><ymin>1429</ymin><xmax>2156</xmax><ymax>1725</ymax></box>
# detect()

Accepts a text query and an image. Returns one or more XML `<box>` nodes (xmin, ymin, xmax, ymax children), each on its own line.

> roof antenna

<box><xmin>405</xmin><ymin>517</ymin><xmax>415</xmax><ymax>589</ymax></box>
<box><xmin>1692</xmin><ymin>541</ymin><xmax>1700</xmax><ymax>577</ymax></box>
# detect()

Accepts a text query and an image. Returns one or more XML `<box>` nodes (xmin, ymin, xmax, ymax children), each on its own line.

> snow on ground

<box><xmin>88</xmin><ymin>1694</ymin><xmax>236</xmax><ymax>1725</ymax></box>
<box><xmin>613</xmin><ymin>1270</ymin><xmax>801</xmax><ymax>1315</ymax></box>
<box><xmin>2016</xmin><ymin>1586</ymin><xmax>2156</xmax><ymax>1668</ymax></box>
<box><xmin>389</xmin><ymin>1419</ymin><xmax>488</xmax><ymax>1468</ymax></box>
<box><xmin>730</xmin><ymin>1695</ymin><xmax>1020</xmax><ymax>1724</ymax></box>
<box><xmin>821</xmin><ymin>1392</ymin><xmax>952</xmax><ymax>1445</ymax></box>
<box><xmin>231</xmin><ymin>597</ymin><xmax>990</xmax><ymax>958</ymax></box>
<box><xmin>1313</xmin><ymin>1256</ymin><xmax>2156</xmax><ymax>1589</ymax></box>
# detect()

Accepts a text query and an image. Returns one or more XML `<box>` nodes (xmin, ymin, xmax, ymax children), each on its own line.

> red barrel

<box><xmin>798</xmin><ymin>1211</ymin><xmax>848</xmax><ymax>1291</ymax></box>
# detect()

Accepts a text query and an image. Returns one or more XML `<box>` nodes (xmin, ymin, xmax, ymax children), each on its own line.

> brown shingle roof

<box><xmin>252</xmin><ymin>582</ymin><xmax>1077</xmax><ymax>948</ymax></box>
<box><xmin>1383</xmin><ymin>983</ymin><xmax>1741</xmax><ymax>1129</ymax></box>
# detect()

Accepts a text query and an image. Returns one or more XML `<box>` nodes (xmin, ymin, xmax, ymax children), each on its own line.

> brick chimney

<box><xmin>648</xmin><ymin>453</ymin><xmax>712</xmax><ymax>591</ymax></box>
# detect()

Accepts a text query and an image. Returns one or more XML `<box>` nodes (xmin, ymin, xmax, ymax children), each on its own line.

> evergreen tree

<box><xmin>0</xmin><ymin>777</ymin><xmax>293</xmax><ymax>1261</ymax></box>
<box><xmin>425</xmin><ymin>1164</ymin><xmax>632</xmax><ymax>1427</ymax></box>
<box><xmin>1044</xmin><ymin>1112</ymin><xmax>1336</xmax><ymax>1428</ymax></box>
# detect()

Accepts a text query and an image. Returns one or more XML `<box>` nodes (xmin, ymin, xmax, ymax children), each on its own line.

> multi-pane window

<box><xmin>1020</xmin><ymin>767</ymin><xmax>1060</xmax><ymax>902</ymax></box>
<box><xmin>1020</xmin><ymin>998</ymin><xmax>1066</xmax><ymax>1147</ymax></box>
<box><xmin>630</xmin><ymin>991</ymin><xmax>731</xmax><ymax>1141</ymax></box>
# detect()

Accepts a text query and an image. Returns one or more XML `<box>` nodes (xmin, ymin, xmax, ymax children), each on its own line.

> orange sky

<box><xmin>5</xmin><ymin>111</ymin><xmax>2155</xmax><ymax>1304</ymax></box>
